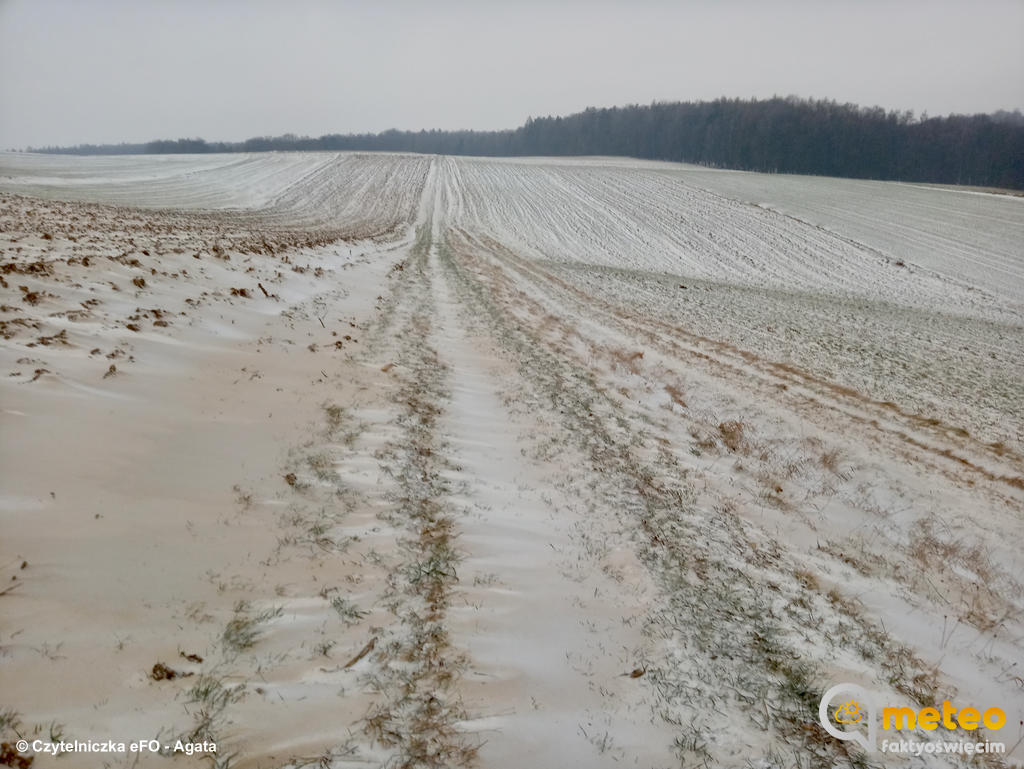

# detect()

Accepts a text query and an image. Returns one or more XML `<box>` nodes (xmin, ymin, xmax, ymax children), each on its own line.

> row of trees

<box><xmin>27</xmin><ymin>97</ymin><xmax>1024</xmax><ymax>189</ymax></box>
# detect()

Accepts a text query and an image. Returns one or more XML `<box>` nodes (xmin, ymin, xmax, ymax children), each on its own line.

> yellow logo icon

<box><xmin>834</xmin><ymin>700</ymin><xmax>863</xmax><ymax>724</ymax></box>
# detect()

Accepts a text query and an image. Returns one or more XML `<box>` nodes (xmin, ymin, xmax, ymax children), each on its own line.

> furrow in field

<box><xmin>453</xmin><ymin>156</ymin><xmax>1024</xmax><ymax>449</ymax></box>
<box><xmin>670</xmin><ymin>168</ymin><xmax>1024</xmax><ymax>304</ymax></box>
<box><xmin>0</xmin><ymin>152</ymin><xmax>433</xmax><ymax>248</ymax></box>
<box><xmin>0</xmin><ymin>152</ymin><xmax>334</xmax><ymax>210</ymax></box>
<box><xmin>454</xmin><ymin>157</ymin><xmax>1022</xmax><ymax>324</ymax></box>
<box><xmin>471</xmin><ymin>232</ymin><xmax>1024</xmax><ymax>487</ymax></box>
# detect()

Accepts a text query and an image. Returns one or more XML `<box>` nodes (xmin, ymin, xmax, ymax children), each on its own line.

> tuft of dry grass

<box><xmin>607</xmin><ymin>346</ymin><xmax>645</xmax><ymax>375</ymax></box>
<box><xmin>820</xmin><ymin>447</ymin><xmax>842</xmax><ymax>473</ymax></box>
<box><xmin>792</xmin><ymin>568</ymin><xmax>820</xmax><ymax>591</ymax></box>
<box><xmin>718</xmin><ymin>420</ymin><xmax>747</xmax><ymax>452</ymax></box>
<box><xmin>664</xmin><ymin>383</ymin><xmax>687</xmax><ymax>408</ymax></box>
<box><xmin>222</xmin><ymin>601</ymin><xmax>283</xmax><ymax>654</ymax></box>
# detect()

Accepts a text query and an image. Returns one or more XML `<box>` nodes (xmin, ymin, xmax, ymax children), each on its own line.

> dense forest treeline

<box><xmin>24</xmin><ymin>97</ymin><xmax>1024</xmax><ymax>189</ymax></box>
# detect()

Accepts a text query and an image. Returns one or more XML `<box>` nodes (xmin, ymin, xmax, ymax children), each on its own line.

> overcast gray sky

<box><xmin>1</xmin><ymin>0</ymin><xmax>1021</xmax><ymax>148</ymax></box>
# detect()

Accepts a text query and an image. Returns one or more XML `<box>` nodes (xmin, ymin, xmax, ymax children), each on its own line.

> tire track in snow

<box><xmin>427</xmin><ymin>165</ymin><xmax>683</xmax><ymax>767</ymax></box>
<box><xmin>458</xmin><ymin>230</ymin><xmax>1024</xmax><ymax>493</ymax></box>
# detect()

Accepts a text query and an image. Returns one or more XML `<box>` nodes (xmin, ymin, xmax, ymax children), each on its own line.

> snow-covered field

<box><xmin>1</xmin><ymin>152</ymin><xmax>1021</xmax><ymax>768</ymax></box>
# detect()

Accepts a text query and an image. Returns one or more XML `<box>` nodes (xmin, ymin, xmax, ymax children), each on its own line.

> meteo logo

<box><xmin>819</xmin><ymin>684</ymin><xmax>1008</xmax><ymax>755</ymax></box>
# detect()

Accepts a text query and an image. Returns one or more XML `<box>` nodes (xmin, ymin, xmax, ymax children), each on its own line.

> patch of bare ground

<box><xmin>0</xmin><ymin>191</ymin><xmax>380</xmax><ymax>385</ymax></box>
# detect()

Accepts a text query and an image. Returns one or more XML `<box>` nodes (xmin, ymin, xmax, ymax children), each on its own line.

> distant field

<box><xmin>1</xmin><ymin>152</ymin><xmax>1021</xmax><ymax>768</ymax></box>
<box><xmin>661</xmin><ymin>165</ymin><xmax>1024</xmax><ymax>305</ymax></box>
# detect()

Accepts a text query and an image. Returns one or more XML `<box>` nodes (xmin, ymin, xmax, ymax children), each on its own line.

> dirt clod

<box><xmin>150</xmin><ymin>662</ymin><xmax>191</xmax><ymax>681</ymax></box>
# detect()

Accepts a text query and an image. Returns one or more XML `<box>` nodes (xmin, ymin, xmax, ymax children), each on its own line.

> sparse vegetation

<box><xmin>331</xmin><ymin>596</ymin><xmax>366</xmax><ymax>625</ymax></box>
<box><xmin>222</xmin><ymin>601</ymin><xmax>283</xmax><ymax>653</ymax></box>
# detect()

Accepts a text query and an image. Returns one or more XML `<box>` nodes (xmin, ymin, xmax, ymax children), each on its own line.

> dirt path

<box><xmin>421</xmin><ymin>173</ymin><xmax>681</xmax><ymax>767</ymax></box>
